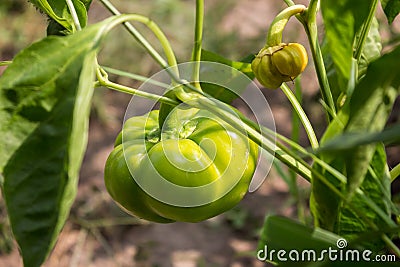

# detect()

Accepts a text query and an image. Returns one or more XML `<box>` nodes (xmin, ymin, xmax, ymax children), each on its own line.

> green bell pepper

<box><xmin>104</xmin><ymin>107</ymin><xmax>258</xmax><ymax>223</ymax></box>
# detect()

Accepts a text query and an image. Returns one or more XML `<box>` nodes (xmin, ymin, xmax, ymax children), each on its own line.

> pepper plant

<box><xmin>0</xmin><ymin>0</ymin><xmax>400</xmax><ymax>266</ymax></box>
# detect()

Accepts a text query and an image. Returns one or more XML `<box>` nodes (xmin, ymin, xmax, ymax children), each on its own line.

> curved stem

<box><xmin>191</xmin><ymin>0</ymin><xmax>204</xmax><ymax>90</ymax></box>
<box><xmin>266</xmin><ymin>4</ymin><xmax>306</xmax><ymax>47</ymax></box>
<box><xmin>98</xmin><ymin>0</ymin><xmax>179</xmax><ymax>77</ymax></box>
<box><xmin>281</xmin><ymin>83</ymin><xmax>319</xmax><ymax>149</ymax></box>
<box><xmin>95</xmin><ymin>68</ymin><xmax>178</xmax><ymax>105</ymax></box>
<box><xmin>66</xmin><ymin>0</ymin><xmax>82</xmax><ymax>31</ymax></box>
<box><xmin>303</xmin><ymin>0</ymin><xmax>336</xmax><ymax>120</ymax></box>
<box><xmin>102</xmin><ymin>66</ymin><xmax>170</xmax><ymax>88</ymax></box>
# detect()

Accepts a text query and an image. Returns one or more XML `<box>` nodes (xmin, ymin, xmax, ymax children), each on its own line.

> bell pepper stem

<box><xmin>302</xmin><ymin>0</ymin><xmax>336</xmax><ymax>120</ymax></box>
<box><xmin>191</xmin><ymin>0</ymin><xmax>204</xmax><ymax>91</ymax></box>
<box><xmin>281</xmin><ymin>83</ymin><xmax>319</xmax><ymax>149</ymax></box>
<box><xmin>266</xmin><ymin>4</ymin><xmax>307</xmax><ymax>47</ymax></box>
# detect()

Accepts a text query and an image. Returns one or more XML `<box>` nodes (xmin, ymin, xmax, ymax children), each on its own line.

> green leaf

<box><xmin>317</xmin><ymin>123</ymin><xmax>400</xmax><ymax>153</ymax></box>
<box><xmin>29</xmin><ymin>0</ymin><xmax>91</xmax><ymax>34</ymax></box>
<box><xmin>311</xmin><ymin>45</ymin><xmax>400</xmax><ymax>231</ymax></box>
<box><xmin>0</xmin><ymin>23</ymin><xmax>102</xmax><ymax>267</ymax></box>
<box><xmin>381</xmin><ymin>0</ymin><xmax>400</xmax><ymax>24</ymax></box>
<box><xmin>258</xmin><ymin>215</ymin><xmax>341</xmax><ymax>265</ymax></box>
<box><xmin>338</xmin><ymin>145</ymin><xmax>392</xmax><ymax>250</ymax></box>
<box><xmin>343</xmin><ymin>46</ymin><xmax>400</xmax><ymax>197</ymax></box>
<box><xmin>200</xmin><ymin>49</ymin><xmax>254</xmax><ymax>103</ymax></box>
<box><xmin>357</xmin><ymin>18</ymin><xmax>382</xmax><ymax>78</ymax></box>
<box><xmin>321</xmin><ymin>0</ymin><xmax>373</xmax><ymax>92</ymax></box>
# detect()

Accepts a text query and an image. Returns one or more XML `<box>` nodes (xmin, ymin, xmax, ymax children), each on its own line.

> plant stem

<box><xmin>290</xmin><ymin>80</ymin><xmax>306</xmax><ymax>222</ymax></box>
<box><xmin>95</xmin><ymin>68</ymin><xmax>178</xmax><ymax>105</ymax></box>
<box><xmin>66</xmin><ymin>0</ymin><xmax>82</xmax><ymax>31</ymax></box>
<box><xmin>102</xmin><ymin>66</ymin><xmax>169</xmax><ymax>88</ymax></box>
<box><xmin>382</xmin><ymin>234</ymin><xmax>400</xmax><ymax>257</ymax></box>
<box><xmin>303</xmin><ymin>0</ymin><xmax>336</xmax><ymax>121</ymax></box>
<box><xmin>283</xmin><ymin>0</ymin><xmax>296</xmax><ymax>6</ymax></box>
<box><xmin>391</xmin><ymin>163</ymin><xmax>400</xmax><ymax>182</ymax></box>
<box><xmin>354</xmin><ymin>0</ymin><xmax>379</xmax><ymax>61</ymax></box>
<box><xmin>0</xmin><ymin>61</ymin><xmax>12</xmax><ymax>66</ymax></box>
<box><xmin>98</xmin><ymin>0</ymin><xmax>179</xmax><ymax>76</ymax></box>
<box><xmin>191</xmin><ymin>0</ymin><xmax>204</xmax><ymax>90</ymax></box>
<box><xmin>281</xmin><ymin>83</ymin><xmax>319</xmax><ymax>149</ymax></box>
<box><xmin>266</xmin><ymin>4</ymin><xmax>307</xmax><ymax>47</ymax></box>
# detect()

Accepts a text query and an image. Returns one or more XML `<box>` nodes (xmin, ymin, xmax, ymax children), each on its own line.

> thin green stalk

<box><xmin>95</xmin><ymin>68</ymin><xmax>178</xmax><ymax>105</ymax></box>
<box><xmin>102</xmin><ymin>66</ymin><xmax>169</xmax><ymax>88</ymax></box>
<box><xmin>281</xmin><ymin>83</ymin><xmax>319</xmax><ymax>149</ymax></box>
<box><xmin>391</xmin><ymin>163</ymin><xmax>400</xmax><ymax>182</ymax></box>
<box><xmin>303</xmin><ymin>0</ymin><xmax>336</xmax><ymax>120</ymax></box>
<box><xmin>191</xmin><ymin>0</ymin><xmax>204</xmax><ymax>90</ymax></box>
<box><xmin>283</xmin><ymin>0</ymin><xmax>335</xmax><ymax>120</ymax></box>
<box><xmin>266</xmin><ymin>4</ymin><xmax>307</xmax><ymax>47</ymax></box>
<box><xmin>98</xmin><ymin>0</ymin><xmax>179</xmax><ymax>76</ymax></box>
<box><xmin>289</xmin><ymin>80</ymin><xmax>306</xmax><ymax>222</ymax></box>
<box><xmin>382</xmin><ymin>234</ymin><xmax>400</xmax><ymax>257</ymax></box>
<box><xmin>66</xmin><ymin>0</ymin><xmax>82</xmax><ymax>31</ymax></box>
<box><xmin>354</xmin><ymin>0</ymin><xmax>379</xmax><ymax>61</ymax></box>
<box><xmin>0</xmin><ymin>61</ymin><xmax>12</xmax><ymax>66</ymax></box>
<box><xmin>283</xmin><ymin>0</ymin><xmax>296</xmax><ymax>6</ymax></box>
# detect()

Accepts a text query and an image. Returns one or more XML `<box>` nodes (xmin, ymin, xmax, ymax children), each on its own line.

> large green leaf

<box><xmin>0</xmin><ymin>22</ymin><xmax>104</xmax><ymax>267</ymax></box>
<box><xmin>343</xmin><ymin>47</ymin><xmax>400</xmax><ymax>197</ymax></box>
<box><xmin>321</xmin><ymin>0</ymin><xmax>373</xmax><ymax>92</ymax></box>
<box><xmin>311</xmin><ymin>45</ymin><xmax>400</xmax><ymax>232</ymax></box>
<box><xmin>322</xmin><ymin>17</ymin><xmax>381</xmax><ymax>110</ymax></box>
<box><xmin>381</xmin><ymin>0</ymin><xmax>400</xmax><ymax>24</ymax></box>
<box><xmin>29</xmin><ymin>0</ymin><xmax>91</xmax><ymax>34</ymax></box>
<box><xmin>258</xmin><ymin>216</ymin><xmax>399</xmax><ymax>267</ymax></box>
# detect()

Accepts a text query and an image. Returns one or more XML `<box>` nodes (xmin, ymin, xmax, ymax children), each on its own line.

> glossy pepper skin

<box><xmin>104</xmin><ymin>109</ymin><xmax>259</xmax><ymax>223</ymax></box>
<box><xmin>251</xmin><ymin>43</ymin><xmax>308</xmax><ymax>89</ymax></box>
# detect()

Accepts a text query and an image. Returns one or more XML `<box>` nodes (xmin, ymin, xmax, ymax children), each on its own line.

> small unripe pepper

<box><xmin>251</xmin><ymin>5</ymin><xmax>308</xmax><ymax>89</ymax></box>
<box><xmin>252</xmin><ymin>43</ymin><xmax>308</xmax><ymax>89</ymax></box>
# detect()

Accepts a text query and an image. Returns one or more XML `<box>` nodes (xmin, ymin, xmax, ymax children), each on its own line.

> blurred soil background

<box><xmin>0</xmin><ymin>0</ymin><xmax>399</xmax><ymax>266</ymax></box>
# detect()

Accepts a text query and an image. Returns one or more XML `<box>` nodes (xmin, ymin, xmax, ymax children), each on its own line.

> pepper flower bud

<box><xmin>251</xmin><ymin>43</ymin><xmax>308</xmax><ymax>89</ymax></box>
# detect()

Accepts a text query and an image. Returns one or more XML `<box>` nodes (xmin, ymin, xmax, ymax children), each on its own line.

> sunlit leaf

<box><xmin>321</xmin><ymin>0</ymin><xmax>373</xmax><ymax>92</ymax></box>
<box><xmin>0</xmin><ymin>21</ymin><xmax>105</xmax><ymax>267</ymax></box>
